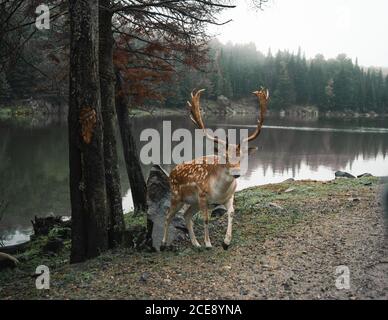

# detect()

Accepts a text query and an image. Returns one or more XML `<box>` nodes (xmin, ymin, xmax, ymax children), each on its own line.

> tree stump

<box><xmin>146</xmin><ymin>165</ymin><xmax>187</xmax><ymax>251</ymax></box>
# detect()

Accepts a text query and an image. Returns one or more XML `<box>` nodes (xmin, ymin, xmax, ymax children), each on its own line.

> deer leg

<box><xmin>222</xmin><ymin>196</ymin><xmax>235</xmax><ymax>250</ymax></box>
<box><xmin>183</xmin><ymin>205</ymin><xmax>200</xmax><ymax>248</ymax></box>
<box><xmin>161</xmin><ymin>200</ymin><xmax>183</xmax><ymax>250</ymax></box>
<box><xmin>198</xmin><ymin>194</ymin><xmax>212</xmax><ymax>248</ymax></box>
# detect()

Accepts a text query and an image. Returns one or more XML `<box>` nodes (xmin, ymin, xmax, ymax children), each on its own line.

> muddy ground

<box><xmin>0</xmin><ymin>176</ymin><xmax>387</xmax><ymax>300</ymax></box>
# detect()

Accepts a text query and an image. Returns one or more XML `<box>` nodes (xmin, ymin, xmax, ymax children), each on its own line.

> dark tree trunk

<box><xmin>68</xmin><ymin>0</ymin><xmax>108</xmax><ymax>263</ymax></box>
<box><xmin>115</xmin><ymin>72</ymin><xmax>148</xmax><ymax>214</ymax></box>
<box><xmin>99</xmin><ymin>0</ymin><xmax>125</xmax><ymax>247</ymax></box>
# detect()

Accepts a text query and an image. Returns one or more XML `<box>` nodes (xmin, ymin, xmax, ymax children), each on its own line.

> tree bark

<box><xmin>68</xmin><ymin>0</ymin><xmax>108</xmax><ymax>263</ymax></box>
<box><xmin>99</xmin><ymin>0</ymin><xmax>125</xmax><ymax>247</ymax></box>
<box><xmin>115</xmin><ymin>72</ymin><xmax>148</xmax><ymax>214</ymax></box>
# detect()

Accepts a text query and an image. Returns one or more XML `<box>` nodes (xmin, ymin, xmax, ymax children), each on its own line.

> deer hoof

<box><xmin>222</xmin><ymin>242</ymin><xmax>230</xmax><ymax>250</ymax></box>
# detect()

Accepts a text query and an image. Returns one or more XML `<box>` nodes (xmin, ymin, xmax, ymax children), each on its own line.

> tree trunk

<box><xmin>68</xmin><ymin>0</ymin><xmax>108</xmax><ymax>263</ymax></box>
<box><xmin>115</xmin><ymin>72</ymin><xmax>148</xmax><ymax>214</ymax></box>
<box><xmin>99</xmin><ymin>0</ymin><xmax>125</xmax><ymax>247</ymax></box>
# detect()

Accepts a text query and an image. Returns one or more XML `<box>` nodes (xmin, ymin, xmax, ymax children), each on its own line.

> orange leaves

<box><xmin>79</xmin><ymin>107</ymin><xmax>97</xmax><ymax>144</ymax></box>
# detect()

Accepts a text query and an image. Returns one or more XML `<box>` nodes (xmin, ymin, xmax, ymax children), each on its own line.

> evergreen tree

<box><xmin>0</xmin><ymin>71</ymin><xmax>11</xmax><ymax>102</ymax></box>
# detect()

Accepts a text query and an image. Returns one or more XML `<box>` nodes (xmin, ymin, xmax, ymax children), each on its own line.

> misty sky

<box><xmin>209</xmin><ymin>0</ymin><xmax>388</xmax><ymax>67</ymax></box>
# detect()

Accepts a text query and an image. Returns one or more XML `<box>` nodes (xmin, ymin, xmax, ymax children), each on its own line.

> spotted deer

<box><xmin>161</xmin><ymin>87</ymin><xmax>269</xmax><ymax>250</ymax></box>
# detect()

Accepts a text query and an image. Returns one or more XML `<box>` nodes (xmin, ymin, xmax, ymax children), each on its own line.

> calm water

<box><xmin>1</xmin><ymin>114</ymin><xmax>388</xmax><ymax>246</ymax></box>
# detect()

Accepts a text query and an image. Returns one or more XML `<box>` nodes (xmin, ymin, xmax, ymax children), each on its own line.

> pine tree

<box><xmin>0</xmin><ymin>71</ymin><xmax>11</xmax><ymax>102</ymax></box>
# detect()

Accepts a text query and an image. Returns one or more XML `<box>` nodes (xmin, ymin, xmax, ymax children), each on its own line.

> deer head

<box><xmin>187</xmin><ymin>87</ymin><xmax>270</xmax><ymax>178</ymax></box>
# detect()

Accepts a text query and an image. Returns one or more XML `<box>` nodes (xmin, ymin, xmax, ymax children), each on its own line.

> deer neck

<box><xmin>209</xmin><ymin>166</ymin><xmax>236</xmax><ymax>197</ymax></box>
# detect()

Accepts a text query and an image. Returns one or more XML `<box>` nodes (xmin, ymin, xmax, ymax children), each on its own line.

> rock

<box><xmin>283</xmin><ymin>178</ymin><xmax>295</xmax><ymax>183</ymax></box>
<box><xmin>146</xmin><ymin>165</ymin><xmax>187</xmax><ymax>251</ymax></box>
<box><xmin>239</xmin><ymin>288</ymin><xmax>249</xmax><ymax>296</ymax></box>
<box><xmin>139</xmin><ymin>272</ymin><xmax>150</xmax><ymax>283</ymax></box>
<box><xmin>217</xmin><ymin>95</ymin><xmax>231</xmax><ymax>112</ymax></box>
<box><xmin>357</xmin><ymin>173</ymin><xmax>373</xmax><ymax>178</ymax></box>
<box><xmin>268</xmin><ymin>203</ymin><xmax>284</xmax><ymax>211</ymax></box>
<box><xmin>335</xmin><ymin>171</ymin><xmax>356</xmax><ymax>179</ymax></box>
<box><xmin>211</xmin><ymin>204</ymin><xmax>227</xmax><ymax>218</ymax></box>
<box><xmin>284</xmin><ymin>188</ymin><xmax>295</xmax><ymax>193</ymax></box>
<box><xmin>0</xmin><ymin>252</ymin><xmax>19</xmax><ymax>269</ymax></box>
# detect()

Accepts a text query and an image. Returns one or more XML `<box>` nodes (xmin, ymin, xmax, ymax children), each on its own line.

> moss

<box><xmin>123</xmin><ymin>212</ymin><xmax>147</xmax><ymax>229</ymax></box>
<box><xmin>0</xmin><ymin>176</ymin><xmax>381</xmax><ymax>299</ymax></box>
<box><xmin>0</xmin><ymin>107</ymin><xmax>12</xmax><ymax>119</ymax></box>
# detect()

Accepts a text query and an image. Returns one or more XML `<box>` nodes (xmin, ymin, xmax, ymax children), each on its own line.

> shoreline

<box><xmin>1</xmin><ymin>103</ymin><xmax>388</xmax><ymax>120</ymax></box>
<box><xmin>1</xmin><ymin>176</ymin><xmax>386</xmax><ymax>299</ymax></box>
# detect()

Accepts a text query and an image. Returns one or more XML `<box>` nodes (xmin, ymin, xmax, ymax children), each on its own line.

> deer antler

<box><xmin>241</xmin><ymin>87</ymin><xmax>269</xmax><ymax>145</ymax></box>
<box><xmin>188</xmin><ymin>89</ymin><xmax>227</xmax><ymax>146</ymax></box>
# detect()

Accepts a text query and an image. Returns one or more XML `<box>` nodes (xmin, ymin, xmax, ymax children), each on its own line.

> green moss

<box><xmin>0</xmin><ymin>107</ymin><xmax>12</xmax><ymax>119</ymax></box>
<box><xmin>123</xmin><ymin>212</ymin><xmax>147</xmax><ymax>229</ymax></box>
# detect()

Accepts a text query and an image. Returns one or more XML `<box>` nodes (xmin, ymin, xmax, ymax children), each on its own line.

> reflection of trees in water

<box><xmin>131</xmin><ymin>115</ymin><xmax>388</xmax><ymax>179</ymax></box>
<box><xmin>252</xmin><ymin>128</ymin><xmax>388</xmax><ymax>175</ymax></box>
<box><xmin>1</xmin><ymin>115</ymin><xmax>387</xmax><ymax>233</ymax></box>
<box><xmin>0</xmin><ymin>121</ymin><xmax>69</xmax><ymax>228</ymax></box>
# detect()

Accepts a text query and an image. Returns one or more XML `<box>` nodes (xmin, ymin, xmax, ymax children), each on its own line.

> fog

<box><xmin>210</xmin><ymin>0</ymin><xmax>388</xmax><ymax>67</ymax></box>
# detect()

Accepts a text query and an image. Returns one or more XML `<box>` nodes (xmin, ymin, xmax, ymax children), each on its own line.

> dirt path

<box><xmin>229</xmin><ymin>197</ymin><xmax>388</xmax><ymax>300</ymax></box>
<box><xmin>1</xmin><ymin>178</ymin><xmax>387</xmax><ymax>300</ymax></box>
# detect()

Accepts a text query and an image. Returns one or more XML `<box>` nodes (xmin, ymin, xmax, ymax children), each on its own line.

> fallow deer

<box><xmin>161</xmin><ymin>87</ymin><xmax>269</xmax><ymax>250</ymax></box>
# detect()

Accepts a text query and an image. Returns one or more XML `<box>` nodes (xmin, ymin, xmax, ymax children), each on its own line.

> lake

<box><xmin>1</xmin><ymin>113</ymin><xmax>388</xmax><ymax>246</ymax></box>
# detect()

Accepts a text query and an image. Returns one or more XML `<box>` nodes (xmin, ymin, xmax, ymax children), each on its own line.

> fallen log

<box><xmin>0</xmin><ymin>241</ymin><xmax>30</xmax><ymax>255</ymax></box>
<box><xmin>1</xmin><ymin>215</ymin><xmax>71</xmax><ymax>255</ymax></box>
<box><xmin>0</xmin><ymin>252</ymin><xmax>19</xmax><ymax>269</ymax></box>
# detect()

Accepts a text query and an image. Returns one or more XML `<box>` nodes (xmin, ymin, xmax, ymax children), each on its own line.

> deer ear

<box><xmin>248</xmin><ymin>147</ymin><xmax>258</xmax><ymax>155</ymax></box>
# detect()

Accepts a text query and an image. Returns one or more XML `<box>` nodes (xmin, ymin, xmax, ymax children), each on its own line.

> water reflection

<box><xmin>0</xmin><ymin>114</ymin><xmax>387</xmax><ymax>245</ymax></box>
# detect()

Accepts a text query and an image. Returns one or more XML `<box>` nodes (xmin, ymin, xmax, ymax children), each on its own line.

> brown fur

<box><xmin>161</xmin><ymin>88</ymin><xmax>269</xmax><ymax>250</ymax></box>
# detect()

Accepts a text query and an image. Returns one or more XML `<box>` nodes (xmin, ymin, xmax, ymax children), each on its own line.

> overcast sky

<box><xmin>209</xmin><ymin>0</ymin><xmax>388</xmax><ymax>67</ymax></box>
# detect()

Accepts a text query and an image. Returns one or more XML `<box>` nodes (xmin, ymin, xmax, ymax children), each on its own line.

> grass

<box><xmin>0</xmin><ymin>107</ymin><xmax>12</xmax><ymax>119</ymax></box>
<box><xmin>0</xmin><ymin>176</ymin><xmax>381</xmax><ymax>299</ymax></box>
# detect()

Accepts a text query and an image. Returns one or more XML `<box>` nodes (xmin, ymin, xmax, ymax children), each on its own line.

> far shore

<box><xmin>1</xmin><ymin>103</ymin><xmax>387</xmax><ymax>121</ymax></box>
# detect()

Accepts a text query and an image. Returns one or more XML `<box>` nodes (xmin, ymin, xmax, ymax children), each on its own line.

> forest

<box><xmin>1</xmin><ymin>0</ymin><xmax>388</xmax><ymax>303</ymax></box>
<box><xmin>171</xmin><ymin>42</ymin><xmax>388</xmax><ymax>113</ymax></box>
<box><xmin>1</xmin><ymin>5</ymin><xmax>387</xmax><ymax>114</ymax></box>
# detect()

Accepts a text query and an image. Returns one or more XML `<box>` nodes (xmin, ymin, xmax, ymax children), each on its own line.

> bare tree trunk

<box><xmin>99</xmin><ymin>0</ymin><xmax>125</xmax><ymax>247</ymax></box>
<box><xmin>115</xmin><ymin>72</ymin><xmax>148</xmax><ymax>214</ymax></box>
<box><xmin>69</xmin><ymin>0</ymin><xmax>108</xmax><ymax>263</ymax></box>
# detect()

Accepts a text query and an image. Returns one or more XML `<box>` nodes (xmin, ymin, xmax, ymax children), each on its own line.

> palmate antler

<box><xmin>242</xmin><ymin>87</ymin><xmax>269</xmax><ymax>145</ymax></box>
<box><xmin>187</xmin><ymin>87</ymin><xmax>269</xmax><ymax>147</ymax></box>
<box><xmin>187</xmin><ymin>89</ymin><xmax>227</xmax><ymax>146</ymax></box>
